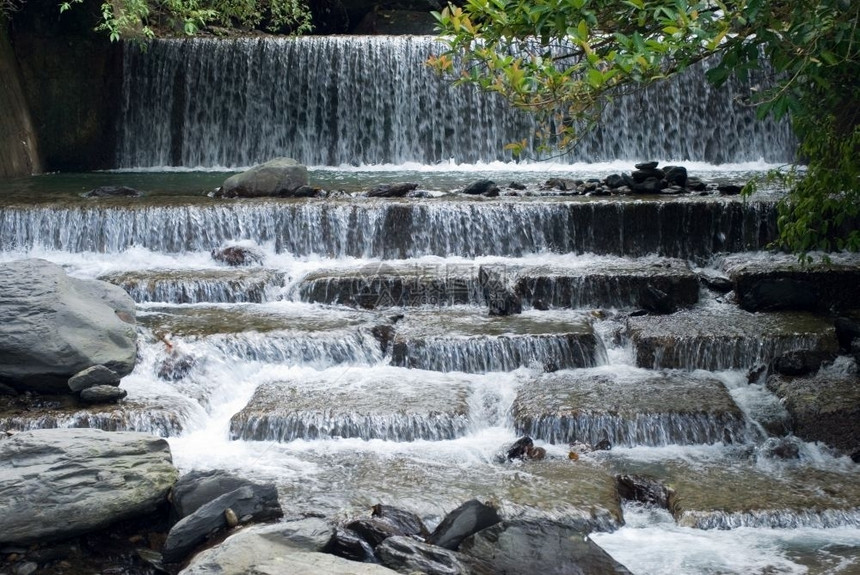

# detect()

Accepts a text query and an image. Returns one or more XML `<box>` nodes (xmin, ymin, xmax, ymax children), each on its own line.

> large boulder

<box><xmin>459</xmin><ymin>521</ymin><xmax>633</xmax><ymax>575</ymax></box>
<box><xmin>217</xmin><ymin>157</ymin><xmax>309</xmax><ymax>198</ymax></box>
<box><xmin>428</xmin><ymin>499</ymin><xmax>501</xmax><ymax>550</ymax></box>
<box><xmin>0</xmin><ymin>259</ymin><xmax>137</xmax><ymax>393</ymax></box>
<box><xmin>0</xmin><ymin>428</ymin><xmax>178</xmax><ymax>545</ymax></box>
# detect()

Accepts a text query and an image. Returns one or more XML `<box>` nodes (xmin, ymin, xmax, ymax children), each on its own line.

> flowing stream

<box><xmin>1</xmin><ymin>35</ymin><xmax>858</xmax><ymax>574</ymax></box>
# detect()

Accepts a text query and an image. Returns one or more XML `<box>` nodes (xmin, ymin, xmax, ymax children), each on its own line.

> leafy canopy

<box><xmin>58</xmin><ymin>0</ymin><xmax>312</xmax><ymax>41</ymax></box>
<box><xmin>431</xmin><ymin>0</ymin><xmax>859</xmax><ymax>255</ymax></box>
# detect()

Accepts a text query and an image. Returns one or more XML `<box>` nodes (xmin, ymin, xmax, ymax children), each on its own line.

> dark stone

<box><xmin>79</xmin><ymin>385</ymin><xmax>127</xmax><ymax>404</ymax></box>
<box><xmin>480</xmin><ymin>265</ymin><xmax>522</xmax><ymax>317</ymax></box>
<box><xmin>718</xmin><ymin>184</ymin><xmax>743</xmax><ymax>195</ymax></box>
<box><xmin>661</xmin><ymin>185</ymin><xmax>685</xmax><ymax>195</ymax></box>
<box><xmin>210</xmin><ymin>246</ymin><xmax>264</xmax><ymax>267</ymax></box>
<box><xmin>157</xmin><ymin>352</ymin><xmax>196</xmax><ymax>381</ymax></box>
<box><xmin>747</xmin><ymin>363</ymin><xmax>768</xmax><ymax>385</ymax></box>
<box><xmin>368</xmin><ymin>182</ymin><xmax>418</xmax><ymax>198</ymax></box>
<box><xmin>739</xmin><ymin>278</ymin><xmax>818</xmax><ymax>312</ymax></box>
<box><xmin>638</xmin><ymin>286</ymin><xmax>677</xmax><ymax>315</ymax></box>
<box><xmin>771</xmin><ymin>350</ymin><xmax>836</xmax><ymax>376</ymax></box>
<box><xmin>170</xmin><ymin>469</ymin><xmax>261</xmax><ymax>519</ymax></box>
<box><xmin>604</xmin><ymin>174</ymin><xmax>625</xmax><ymax>189</ymax></box>
<box><xmin>83</xmin><ymin>186</ymin><xmax>143</xmax><ymax>198</ymax></box>
<box><xmin>428</xmin><ymin>499</ymin><xmax>501</xmax><ymax>550</ymax></box>
<box><xmin>0</xmin><ymin>383</ymin><xmax>17</xmax><ymax>396</ymax></box>
<box><xmin>757</xmin><ymin>437</ymin><xmax>802</xmax><ymax>460</ymax></box>
<box><xmin>663</xmin><ymin>165</ymin><xmax>688</xmax><ymax>187</ymax></box>
<box><xmin>506</xmin><ymin>436</ymin><xmax>534</xmax><ymax>460</ymax></box>
<box><xmin>634</xmin><ymin>161</ymin><xmax>659</xmax><ymax>170</ymax></box>
<box><xmin>637</xmin><ymin>177</ymin><xmax>667</xmax><ymax>193</ymax></box>
<box><xmin>162</xmin><ymin>484</ymin><xmax>283</xmax><ymax>563</ymax></box>
<box><xmin>371</xmin><ymin>504</ymin><xmax>430</xmax><ymax>539</ymax></box>
<box><xmin>508</xmin><ymin>181</ymin><xmax>526</xmax><ymax>190</ymax></box>
<box><xmin>834</xmin><ymin>317</ymin><xmax>860</xmax><ymax>352</ymax></box>
<box><xmin>346</xmin><ymin>518</ymin><xmax>400</xmax><ymax>548</ymax></box>
<box><xmin>377</xmin><ymin>536</ymin><xmax>489</xmax><ymax>575</ymax></box>
<box><xmin>324</xmin><ymin>527</ymin><xmax>377</xmax><ymax>562</ymax></box>
<box><xmin>371</xmin><ymin>325</ymin><xmax>396</xmax><ymax>353</ymax></box>
<box><xmin>544</xmin><ymin>178</ymin><xmax>578</xmax><ymax>191</ymax></box>
<box><xmin>615</xmin><ymin>475</ymin><xmax>670</xmax><ymax>509</ymax></box>
<box><xmin>459</xmin><ymin>521</ymin><xmax>633</xmax><ymax>575</ymax></box>
<box><xmin>488</xmin><ymin>292</ymin><xmax>523</xmax><ymax>316</ymax></box>
<box><xmin>292</xmin><ymin>185</ymin><xmax>322</xmax><ymax>197</ymax></box>
<box><xmin>594</xmin><ymin>438</ymin><xmax>612</xmax><ymax>451</ymax></box>
<box><xmin>698</xmin><ymin>271</ymin><xmax>733</xmax><ymax>293</ymax></box>
<box><xmin>532</xmin><ymin>299</ymin><xmax>549</xmax><ymax>311</ymax></box>
<box><xmin>686</xmin><ymin>176</ymin><xmax>707</xmax><ymax>191</ymax></box>
<box><xmin>462</xmin><ymin>180</ymin><xmax>499</xmax><ymax>196</ymax></box>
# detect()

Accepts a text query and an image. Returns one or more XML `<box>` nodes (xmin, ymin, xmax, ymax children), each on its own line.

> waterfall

<box><xmin>118</xmin><ymin>36</ymin><xmax>794</xmax><ymax>168</ymax></box>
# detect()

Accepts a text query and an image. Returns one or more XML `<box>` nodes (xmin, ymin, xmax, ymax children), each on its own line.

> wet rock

<box><xmin>663</xmin><ymin>165</ymin><xmax>688</xmax><ymax>187</ymax></box>
<box><xmin>157</xmin><ymin>352</ymin><xmax>197</xmax><ymax>381</ymax></box>
<box><xmin>544</xmin><ymin>178</ymin><xmax>577</xmax><ymax>191</ymax></box>
<box><xmin>68</xmin><ymin>365</ymin><xmax>120</xmax><ymax>392</ymax></box>
<box><xmin>594</xmin><ymin>438</ymin><xmax>612</xmax><ymax>451</ymax></box>
<box><xmin>506</xmin><ymin>436</ymin><xmax>534</xmax><ymax>460</ymax></box>
<box><xmin>488</xmin><ymin>292</ymin><xmax>523</xmax><ymax>316</ymax></box>
<box><xmin>0</xmin><ymin>259</ymin><xmax>137</xmax><ymax>394</ymax></box>
<box><xmin>480</xmin><ymin>265</ymin><xmax>522</xmax><ymax>316</ymax></box>
<box><xmin>638</xmin><ymin>285</ymin><xmax>677</xmax><ymax>315</ymax></box>
<box><xmin>368</xmin><ymin>182</ymin><xmax>418</xmax><ymax>198</ymax></box>
<box><xmin>171</xmin><ymin>470</ymin><xmax>263</xmax><ymax>520</ymax></box>
<box><xmin>835</xmin><ymin>317</ymin><xmax>860</xmax><ymax>352</ymax></box>
<box><xmin>216</xmin><ymin>157</ymin><xmax>309</xmax><ymax>198</ymax></box>
<box><xmin>371</xmin><ymin>504</ymin><xmax>430</xmax><ymax>539</ymax></box>
<box><xmin>631</xmin><ymin>169</ymin><xmax>665</xmax><ymax>183</ymax></box>
<box><xmin>162</xmin><ymin>483</ymin><xmax>283</xmax><ymax>563</ymax></box>
<box><xmin>459</xmin><ymin>520</ymin><xmax>633</xmax><ymax>575</ymax></box>
<box><xmin>210</xmin><ymin>245</ymin><xmax>264</xmax><ymax>267</ymax></box>
<box><xmin>508</xmin><ymin>181</ymin><xmax>526</xmax><ymax>190</ymax></box>
<box><xmin>698</xmin><ymin>270</ymin><xmax>733</xmax><ymax>293</ymax></box>
<box><xmin>0</xmin><ymin>428</ymin><xmax>177</xmax><ymax>545</ymax></box>
<box><xmin>767</xmin><ymin>371</ymin><xmax>860</xmax><ymax>457</ymax></box>
<box><xmin>634</xmin><ymin>161</ymin><xmax>659</xmax><ymax>170</ymax></box>
<box><xmin>428</xmin><ymin>499</ymin><xmax>501</xmax><ymax>550</ymax></box>
<box><xmin>616</xmin><ymin>475</ymin><xmax>671</xmax><ymax>508</ymax></box>
<box><xmin>0</xmin><ymin>382</ymin><xmax>17</xmax><ymax>396</ymax></box>
<box><xmin>371</xmin><ymin>324</ymin><xmax>396</xmax><ymax>353</ymax></box>
<box><xmin>376</xmin><ymin>536</ymin><xmax>488</xmax><ymax>575</ymax></box>
<box><xmin>79</xmin><ymin>384</ymin><xmax>128</xmax><ymax>404</ymax></box>
<box><xmin>771</xmin><ymin>349</ymin><xmax>836</xmax><ymax>376</ymax></box>
<box><xmin>461</xmin><ymin>180</ymin><xmax>499</xmax><ymax>196</ymax></box>
<box><xmin>686</xmin><ymin>176</ymin><xmax>707</xmax><ymax>191</ymax></box>
<box><xmin>345</xmin><ymin>518</ymin><xmax>400</xmax><ymax>548</ymax></box>
<box><xmin>757</xmin><ymin>436</ymin><xmax>802</xmax><ymax>460</ymax></box>
<box><xmin>747</xmin><ymin>363</ymin><xmax>768</xmax><ymax>384</ymax></box>
<box><xmin>324</xmin><ymin>526</ymin><xmax>377</xmax><ymax>562</ymax></box>
<box><xmin>604</xmin><ymin>174</ymin><xmax>625</xmax><ymax>189</ymax></box>
<box><xmin>739</xmin><ymin>278</ymin><xmax>818</xmax><ymax>312</ymax></box>
<box><xmin>83</xmin><ymin>185</ymin><xmax>143</xmax><ymax>198</ymax></box>
<box><xmin>718</xmin><ymin>184</ymin><xmax>743</xmax><ymax>195</ymax></box>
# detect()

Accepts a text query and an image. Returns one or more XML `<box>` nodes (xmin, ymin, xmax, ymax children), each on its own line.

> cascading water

<box><xmin>1</xmin><ymin>33</ymin><xmax>858</xmax><ymax>575</ymax></box>
<box><xmin>118</xmin><ymin>36</ymin><xmax>794</xmax><ymax>168</ymax></box>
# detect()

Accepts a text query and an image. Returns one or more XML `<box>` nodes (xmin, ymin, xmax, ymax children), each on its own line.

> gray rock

<box><xmin>79</xmin><ymin>384</ymin><xmax>128</xmax><ymax>404</ymax></box>
<box><xmin>324</xmin><ymin>526</ymin><xmax>377</xmax><ymax>562</ymax></box>
<box><xmin>371</xmin><ymin>504</ymin><xmax>430</xmax><ymax>539</ymax></box>
<box><xmin>163</xmin><ymin>483</ymin><xmax>283</xmax><ymax>563</ymax></box>
<box><xmin>428</xmin><ymin>499</ymin><xmax>501</xmax><ymax>550</ymax></box>
<box><xmin>210</xmin><ymin>245</ymin><xmax>264</xmax><ymax>267</ymax></box>
<box><xmin>68</xmin><ymin>365</ymin><xmax>120</xmax><ymax>392</ymax></box>
<box><xmin>217</xmin><ymin>157</ymin><xmax>309</xmax><ymax>198</ymax></box>
<box><xmin>180</xmin><ymin>523</ymin><xmax>399</xmax><ymax>575</ymax></box>
<box><xmin>615</xmin><ymin>475</ymin><xmax>671</xmax><ymax>509</ymax></box>
<box><xmin>0</xmin><ymin>259</ymin><xmax>137</xmax><ymax>393</ymax></box>
<box><xmin>0</xmin><ymin>428</ymin><xmax>177</xmax><ymax>545</ymax></box>
<box><xmin>376</xmin><ymin>536</ymin><xmax>489</xmax><ymax>575</ymax></box>
<box><xmin>171</xmin><ymin>469</ymin><xmax>262</xmax><ymax>520</ymax></box>
<box><xmin>459</xmin><ymin>521</ymin><xmax>633</xmax><ymax>575</ymax></box>
<box><xmin>83</xmin><ymin>185</ymin><xmax>143</xmax><ymax>198</ymax></box>
<box><xmin>368</xmin><ymin>182</ymin><xmax>418</xmax><ymax>198</ymax></box>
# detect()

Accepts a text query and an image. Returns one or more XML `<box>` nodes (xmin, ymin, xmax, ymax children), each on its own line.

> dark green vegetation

<box><xmin>432</xmin><ymin>0</ymin><xmax>860</xmax><ymax>256</ymax></box>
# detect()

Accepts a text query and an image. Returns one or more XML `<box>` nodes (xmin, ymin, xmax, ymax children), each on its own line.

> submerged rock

<box><xmin>0</xmin><ymin>259</ymin><xmax>137</xmax><ymax>393</ymax></box>
<box><xmin>83</xmin><ymin>185</ymin><xmax>143</xmax><ymax>198</ymax></box>
<box><xmin>0</xmin><ymin>428</ymin><xmax>177</xmax><ymax>545</ymax></box>
<box><xmin>211</xmin><ymin>245</ymin><xmax>264</xmax><ymax>267</ymax></box>
<box><xmin>216</xmin><ymin>157</ymin><xmax>309</xmax><ymax>198</ymax></box>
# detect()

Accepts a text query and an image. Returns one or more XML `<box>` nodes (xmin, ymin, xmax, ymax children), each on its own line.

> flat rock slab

<box><xmin>390</xmin><ymin>309</ymin><xmax>607</xmax><ymax>373</ymax></box>
<box><xmin>230</xmin><ymin>368</ymin><xmax>474</xmax><ymax>441</ymax></box>
<box><xmin>0</xmin><ymin>259</ymin><xmax>137</xmax><ymax>393</ymax></box>
<box><xmin>767</xmin><ymin>369</ymin><xmax>860</xmax><ymax>456</ymax></box>
<box><xmin>723</xmin><ymin>252</ymin><xmax>860</xmax><ymax>312</ymax></box>
<box><xmin>102</xmin><ymin>269</ymin><xmax>286</xmax><ymax>304</ymax></box>
<box><xmin>609</xmin><ymin>454</ymin><xmax>860</xmax><ymax>529</ymax></box>
<box><xmin>628</xmin><ymin>307</ymin><xmax>837</xmax><ymax>370</ymax></box>
<box><xmin>0</xmin><ymin>394</ymin><xmax>192</xmax><ymax>437</ymax></box>
<box><xmin>0</xmin><ymin>428</ymin><xmax>178</xmax><ymax>545</ymax></box>
<box><xmin>297</xmin><ymin>257</ymin><xmax>698</xmax><ymax>310</ymax></box>
<box><xmin>513</xmin><ymin>367</ymin><xmax>748</xmax><ymax>447</ymax></box>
